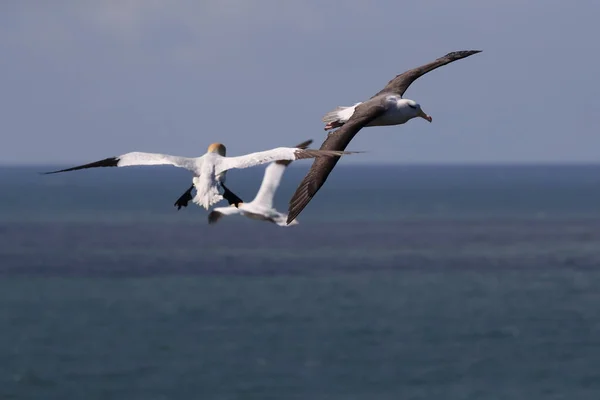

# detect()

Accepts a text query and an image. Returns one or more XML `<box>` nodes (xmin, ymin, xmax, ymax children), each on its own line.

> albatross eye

<box><xmin>408</xmin><ymin>103</ymin><xmax>417</xmax><ymax>109</ymax></box>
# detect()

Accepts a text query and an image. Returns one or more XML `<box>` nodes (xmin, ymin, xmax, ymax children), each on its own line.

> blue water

<box><xmin>1</xmin><ymin>164</ymin><xmax>600</xmax><ymax>399</ymax></box>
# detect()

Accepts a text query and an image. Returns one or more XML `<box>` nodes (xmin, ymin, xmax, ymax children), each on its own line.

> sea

<box><xmin>1</xmin><ymin>164</ymin><xmax>600</xmax><ymax>399</ymax></box>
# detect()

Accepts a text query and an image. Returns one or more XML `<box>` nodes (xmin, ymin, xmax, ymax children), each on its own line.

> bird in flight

<box><xmin>43</xmin><ymin>143</ymin><xmax>360</xmax><ymax>209</ymax></box>
<box><xmin>286</xmin><ymin>50</ymin><xmax>482</xmax><ymax>224</ymax></box>
<box><xmin>207</xmin><ymin>139</ymin><xmax>313</xmax><ymax>227</ymax></box>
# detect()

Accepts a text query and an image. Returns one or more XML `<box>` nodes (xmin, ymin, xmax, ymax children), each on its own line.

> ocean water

<box><xmin>1</xmin><ymin>164</ymin><xmax>600</xmax><ymax>399</ymax></box>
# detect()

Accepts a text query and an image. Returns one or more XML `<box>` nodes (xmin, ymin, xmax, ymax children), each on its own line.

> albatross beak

<box><xmin>418</xmin><ymin>109</ymin><xmax>432</xmax><ymax>122</ymax></box>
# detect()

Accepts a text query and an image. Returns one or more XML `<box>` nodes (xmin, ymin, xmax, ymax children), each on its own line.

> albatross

<box><xmin>286</xmin><ymin>50</ymin><xmax>482</xmax><ymax>224</ymax></box>
<box><xmin>43</xmin><ymin>143</ymin><xmax>359</xmax><ymax>209</ymax></box>
<box><xmin>207</xmin><ymin>139</ymin><xmax>313</xmax><ymax>227</ymax></box>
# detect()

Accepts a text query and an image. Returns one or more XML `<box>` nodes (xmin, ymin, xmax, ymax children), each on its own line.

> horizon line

<box><xmin>2</xmin><ymin>161</ymin><xmax>600</xmax><ymax>168</ymax></box>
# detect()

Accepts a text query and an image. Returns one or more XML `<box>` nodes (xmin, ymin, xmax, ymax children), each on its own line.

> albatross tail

<box><xmin>322</xmin><ymin>102</ymin><xmax>362</xmax><ymax>130</ymax></box>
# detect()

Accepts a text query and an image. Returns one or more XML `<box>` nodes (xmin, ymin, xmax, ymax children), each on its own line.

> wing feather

<box><xmin>43</xmin><ymin>152</ymin><xmax>198</xmax><ymax>174</ymax></box>
<box><xmin>275</xmin><ymin>139</ymin><xmax>313</xmax><ymax>167</ymax></box>
<box><xmin>372</xmin><ymin>50</ymin><xmax>482</xmax><ymax>98</ymax></box>
<box><xmin>216</xmin><ymin>147</ymin><xmax>355</xmax><ymax>174</ymax></box>
<box><xmin>208</xmin><ymin>206</ymin><xmax>242</xmax><ymax>225</ymax></box>
<box><xmin>252</xmin><ymin>139</ymin><xmax>313</xmax><ymax>208</ymax></box>
<box><xmin>286</xmin><ymin>102</ymin><xmax>386</xmax><ymax>224</ymax></box>
<box><xmin>251</xmin><ymin>163</ymin><xmax>285</xmax><ymax>208</ymax></box>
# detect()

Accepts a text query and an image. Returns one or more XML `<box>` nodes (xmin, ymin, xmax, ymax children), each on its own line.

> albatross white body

<box><xmin>322</xmin><ymin>97</ymin><xmax>431</xmax><ymax>130</ymax></box>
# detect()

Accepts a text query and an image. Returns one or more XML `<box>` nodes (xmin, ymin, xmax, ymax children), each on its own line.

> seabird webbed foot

<box><xmin>174</xmin><ymin>184</ymin><xmax>194</xmax><ymax>210</ymax></box>
<box><xmin>221</xmin><ymin>183</ymin><xmax>244</xmax><ymax>207</ymax></box>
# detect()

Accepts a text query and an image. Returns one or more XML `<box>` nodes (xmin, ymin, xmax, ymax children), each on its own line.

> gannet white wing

<box><xmin>251</xmin><ymin>139</ymin><xmax>313</xmax><ymax>209</ymax></box>
<box><xmin>216</xmin><ymin>147</ymin><xmax>357</xmax><ymax>175</ymax></box>
<box><xmin>251</xmin><ymin>162</ymin><xmax>285</xmax><ymax>209</ymax></box>
<box><xmin>208</xmin><ymin>206</ymin><xmax>242</xmax><ymax>225</ymax></box>
<box><xmin>43</xmin><ymin>152</ymin><xmax>199</xmax><ymax>174</ymax></box>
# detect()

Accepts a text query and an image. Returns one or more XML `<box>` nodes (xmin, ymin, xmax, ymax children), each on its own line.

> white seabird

<box><xmin>173</xmin><ymin>144</ymin><xmax>242</xmax><ymax>210</ymax></box>
<box><xmin>287</xmin><ymin>50</ymin><xmax>482</xmax><ymax>224</ymax></box>
<box><xmin>43</xmin><ymin>143</ymin><xmax>359</xmax><ymax>209</ymax></box>
<box><xmin>207</xmin><ymin>139</ymin><xmax>313</xmax><ymax>227</ymax></box>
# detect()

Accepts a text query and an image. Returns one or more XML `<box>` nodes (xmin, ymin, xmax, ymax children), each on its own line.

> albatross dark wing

<box><xmin>286</xmin><ymin>103</ymin><xmax>386</xmax><ymax>224</ymax></box>
<box><xmin>42</xmin><ymin>157</ymin><xmax>120</xmax><ymax>174</ymax></box>
<box><xmin>371</xmin><ymin>50</ymin><xmax>482</xmax><ymax>98</ymax></box>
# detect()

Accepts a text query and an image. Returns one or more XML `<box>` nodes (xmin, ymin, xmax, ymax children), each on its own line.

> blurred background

<box><xmin>2</xmin><ymin>1</ymin><xmax>600</xmax><ymax>399</ymax></box>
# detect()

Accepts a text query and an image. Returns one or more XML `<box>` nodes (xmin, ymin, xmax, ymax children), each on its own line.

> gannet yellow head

<box><xmin>207</xmin><ymin>143</ymin><xmax>226</xmax><ymax>156</ymax></box>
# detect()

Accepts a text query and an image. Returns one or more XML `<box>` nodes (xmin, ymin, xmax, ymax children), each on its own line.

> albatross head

<box><xmin>405</xmin><ymin>99</ymin><xmax>432</xmax><ymax>123</ymax></box>
<box><xmin>207</xmin><ymin>142</ymin><xmax>227</xmax><ymax>156</ymax></box>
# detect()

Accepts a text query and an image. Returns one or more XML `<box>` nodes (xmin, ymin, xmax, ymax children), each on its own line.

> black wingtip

<box><xmin>286</xmin><ymin>204</ymin><xmax>305</xmax><ymax>225</ymax></box>
<box><xmin>445</xmin><ymin>50</ymin><xmax>482</xmax><ymax>59</ymax></box>
<box><xmin>207</xmin><ymin>211</ymin><xmax>222</xmax><ymax>225</ymax></box>
<box><xmin>276</xmin><ymin>139</ymin><xmax>314</xmax><ymax>167</ymax></box>
<box><xmin>286</xmin><ymin>184</ymin><xmax>313</xmax><ymax>225</ymax></box>
<box><xmin>294</xmin><ymin>139</ymin><xmax>313</xmax><ymax>150</ymax></box>
<box><xmin>41</xmin><ymin>157</ymin><xmax>120</xmax><ymax>174</ymax></box>
<box><xmin>40</xmin><ymin>169</ymin><xmax>64</xmax><ymax>175</ymax></box>
<box><xmin>286</xmin><ymin>215</ymin><xmax>295</xmax><ymax>225</ymax></box>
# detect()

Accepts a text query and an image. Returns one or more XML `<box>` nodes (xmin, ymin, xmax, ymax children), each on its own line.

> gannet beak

<box><xmin>418</xmin><ymin>109</ymin><xmax>432</xmax><ymax>123</ymax></box>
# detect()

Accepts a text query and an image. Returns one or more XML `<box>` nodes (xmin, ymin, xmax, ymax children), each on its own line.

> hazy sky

<box><xmin>1</xmin><ymin>0</ymin><xmax>598</xmax><ymax>164</ymax></box>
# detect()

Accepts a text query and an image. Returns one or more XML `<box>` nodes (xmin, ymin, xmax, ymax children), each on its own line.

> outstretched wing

<box><xmin>371</xmin><ymin>50</ymin><xmax>482</xmax><ymax>98</ymax></box>
<box><xmin>208</xmin><ymin>206</ymin><xmax>242</xmax><ymax>225</ymax></box>
<box><xmin>251</xmin><ymin>163</ymin><xmax>286</xmax><ymax>209</ymax></box>
<box><xmin>252</xmin><ymin>139</ymin><xmax>313</xmax><ymax>208</ymax></box>
<box><xmin>216</xmin><ymin>147</ymin><xmax>356</xmax><ymax>175</ymax></box>
<box><xmin>275</xmin><ymin>139</ymin><xmax>313</xmax><ymax>167</ymax></box>
<box><xmin>43</xmin><ymin>152</ymin><xmax>198</xmax><ymax>174</ymax></box>
<box><xmin>286</xmin><ymin>102</ymin><xmax>386</xmax><ymax>224</ymax></box>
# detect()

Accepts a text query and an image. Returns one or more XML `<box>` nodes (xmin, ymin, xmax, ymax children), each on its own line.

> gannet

<box><xmin>43</xmin><ymin>143</ymin><xmax>359</xmax><ymax>209</ymax></box>
<box><xmin>207</xmin><ymin>139</ymin><xmax>313</xmax><ymax>227</ymax></box>
<box><xmin>172</xmin><ymin>144</ymin><xmax>242</xmax><ymax>210</ymax></box>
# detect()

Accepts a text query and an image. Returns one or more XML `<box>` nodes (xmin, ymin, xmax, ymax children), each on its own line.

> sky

<box><xmin>1</xmin><ymin>0</ymin><xmax>599</xmax><ymax>165</ymax></box>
